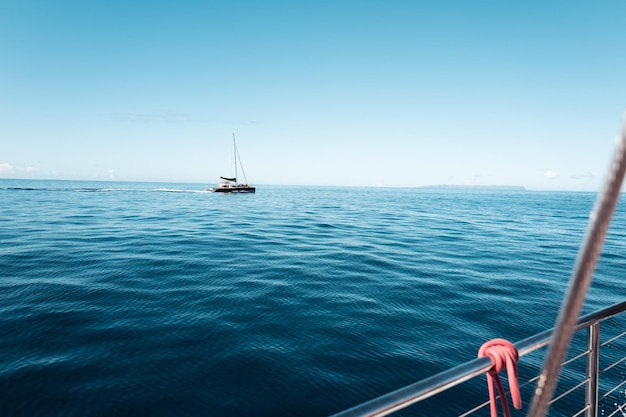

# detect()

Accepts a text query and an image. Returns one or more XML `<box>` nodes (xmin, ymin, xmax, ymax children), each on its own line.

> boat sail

<box><xmin>208</xmin><ymin>134</ymin><xmax>256</xmax><ymax>193</ymax></box>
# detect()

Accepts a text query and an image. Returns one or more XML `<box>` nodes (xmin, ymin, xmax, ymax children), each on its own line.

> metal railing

<box><xmin>332</xmin><ymin>301</ymin><xmax>626</xmax><ymax>417</ymax></box>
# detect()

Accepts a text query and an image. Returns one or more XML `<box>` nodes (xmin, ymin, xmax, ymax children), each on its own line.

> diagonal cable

<box><xmin>527</xmin><ymin>116</ymin><xmax>626</xmax><ymax>417</ymax></box>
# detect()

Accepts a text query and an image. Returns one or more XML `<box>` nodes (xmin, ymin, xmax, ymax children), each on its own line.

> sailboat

<box><xmin>208</xmin><ymin>134</ymin><xmax>256</xmax><ymax>193</ymax></box>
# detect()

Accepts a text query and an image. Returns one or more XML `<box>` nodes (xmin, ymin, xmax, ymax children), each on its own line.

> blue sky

<box><xmin>1</xmin><ymin>1</ymin><xmax>625</xmax><ymax>190</ymax></box>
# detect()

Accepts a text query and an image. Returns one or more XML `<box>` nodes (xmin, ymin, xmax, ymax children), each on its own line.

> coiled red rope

<box><xmin>478</xmin><ymin>339</ymin><xmax>522</xmax><ymax>417</ymax></box>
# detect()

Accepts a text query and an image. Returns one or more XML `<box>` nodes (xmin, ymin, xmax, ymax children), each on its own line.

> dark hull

<box><xmin>213</xmin><ymin>187</ymin><xmax>256</xmax><ymax>193</ymax></box>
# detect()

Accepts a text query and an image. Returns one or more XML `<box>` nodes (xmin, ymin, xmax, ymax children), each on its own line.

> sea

<box><xmin>1</xmin><ymin>179</ymin><xmax>625</xmax><ymax>417</ymax></box>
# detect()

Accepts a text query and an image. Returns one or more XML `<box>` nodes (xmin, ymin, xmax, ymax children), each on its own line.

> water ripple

<box><xmin>1</xmin><ymin>181</ymin><xmax>624</xmax><ymax>416</ymax></box>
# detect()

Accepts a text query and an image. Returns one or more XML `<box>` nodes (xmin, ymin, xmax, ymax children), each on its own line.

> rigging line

<box><xmin>527</xmin><ymin>116</ymin><xmax>626</xmax><ymax>417</ymax></box>
<box><xmin>235</xmin><ymin>139</ymin><xmax>249</xmax><ymax>184</ymax></box>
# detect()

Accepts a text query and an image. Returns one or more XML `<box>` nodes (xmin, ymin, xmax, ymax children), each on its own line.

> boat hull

<box><xmin>212</xmin><ymin>186</ymin><xmax>256</xmax><ymax>193</ymax></box>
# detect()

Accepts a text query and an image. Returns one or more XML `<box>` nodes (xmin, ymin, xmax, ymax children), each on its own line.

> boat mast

<box><xmin>233</xmin><ymin>133</ymin><xmax>238</xmax><ymax>184</ymax></box>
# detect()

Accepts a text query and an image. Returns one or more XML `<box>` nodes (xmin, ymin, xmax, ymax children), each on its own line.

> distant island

<box><xmin>418</xmin><ymin>185</ymin><xmax>526</xmax><ymax>191</ymax></box>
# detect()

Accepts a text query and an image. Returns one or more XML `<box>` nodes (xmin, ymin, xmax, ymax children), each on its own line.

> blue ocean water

<box><xmin>1</xmin><ymin>179</ymin><xmax>624</xmax><ymax>416</ymax></box>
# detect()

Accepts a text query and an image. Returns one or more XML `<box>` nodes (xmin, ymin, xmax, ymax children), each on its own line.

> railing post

<box><xmin>585</xmin><ymin>322</ymin><xmax>600</xmax><ymax>417</ymax></box>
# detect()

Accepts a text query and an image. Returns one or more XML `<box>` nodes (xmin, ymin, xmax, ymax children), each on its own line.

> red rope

<box><xmin>478</xmin><ymin>338</ymin><xmax>522</xmax><ymax>417</ymax></box>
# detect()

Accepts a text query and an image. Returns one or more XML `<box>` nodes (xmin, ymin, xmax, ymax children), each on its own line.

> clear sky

<box><xmin>1</xmin><ymin>1</ymin><xmax>625</xmax><ymax>190</ymax></box>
